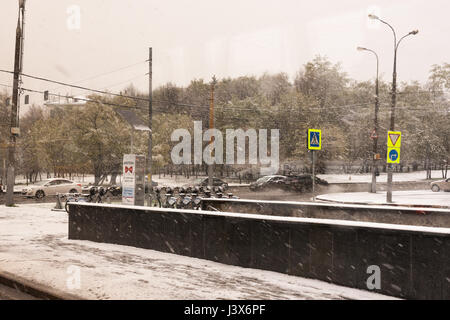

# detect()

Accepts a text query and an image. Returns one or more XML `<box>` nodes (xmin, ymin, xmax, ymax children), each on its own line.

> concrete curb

<box><xmin>0</xmin><ymin>270</ymin><xmax>84</xmax><ymax>300</ymax></box>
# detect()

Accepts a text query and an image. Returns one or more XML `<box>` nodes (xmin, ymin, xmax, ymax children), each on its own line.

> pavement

<box><xmin>316</xmin><ymin>170</ymin><xmax>445</xmax><ymax>184</ymax></box>
<box><xmin>317</xmin><ymin>190</ymin><xmax>450</xmax><ymax>208</ymax></box>
<box><xmin>0</xmin><ymin>283</ymin><xmax>39</xmax><ymax>300</ymax></box>
<box><xmin>0</xmin><ymin>203</ymin><xmax>394</xmax><ymax>300</ymax></box>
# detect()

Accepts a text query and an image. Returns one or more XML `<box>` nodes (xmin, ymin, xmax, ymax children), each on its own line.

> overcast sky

<box><xmin>1</xmin><ymin>0</ymin><xmax>449</xmax><ymax>110</ymax></box>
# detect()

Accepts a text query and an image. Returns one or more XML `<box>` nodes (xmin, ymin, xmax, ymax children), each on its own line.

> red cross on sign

<box><xmin>125</xmin><ymin>166</ymin><xmax>133</xmax><ymax>174</ymax></box>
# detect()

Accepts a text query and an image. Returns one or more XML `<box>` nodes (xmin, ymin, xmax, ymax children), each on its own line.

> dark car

<box><xmin>195</xmin><ymin>177</ymin><xmax>228</xmax><ymax>188</ymax></box>
<box><xmin>284</xmin><ymin>174</ymin><xmax>328</xmax><ymax>192</ymax></box>
<box><xmin>250</xmin><ymin>174</ymin><xmax>328</xmax><ymax>192</ymax></box>
<box><xmin>249</xmin><ymin>175</ymin><xmax>286</xmax><ymax>191</ymax></box>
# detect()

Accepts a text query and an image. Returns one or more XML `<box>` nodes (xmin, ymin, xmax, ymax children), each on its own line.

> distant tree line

<box><xmin>0</xmin><ymin>56</ymin><xmax>448</xmax><ymax>184</ymax></box>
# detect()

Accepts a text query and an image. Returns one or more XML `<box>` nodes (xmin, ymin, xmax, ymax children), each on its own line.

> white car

<box><xmin>430</xmin><ymin>178</ymin><xmax>450</xmax><ymax>192</ymax></box>
<box><xmin>22</xmin><ymin>179</ymin><xmax>82</xmax><ymax>199</ymax></box>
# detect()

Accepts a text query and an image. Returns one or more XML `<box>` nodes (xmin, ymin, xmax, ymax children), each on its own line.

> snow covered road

<box><xmin>0</xmin><ymin>203</ymin><xmax>395</xmax><ymax>300</ymax></box>
<box><xmin>317</xmin><ymin>190</ymin><xmax>450</xmax><ymax>208</ymax></box>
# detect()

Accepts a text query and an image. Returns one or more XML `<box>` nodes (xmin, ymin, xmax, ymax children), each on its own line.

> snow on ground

<box><xmin>317</xmin><ymin>170</ymin><xmax>445</xmax><ymax>184</ymax></box>
<box><xmin>317</xmin><ymin>190</ymin><xmax>450</xmax><ymax>208</ymax></box>
<box><xmin>0</xmin><ymin>203</ymin><xmax>395</xmax><ymax>300</ymax></box>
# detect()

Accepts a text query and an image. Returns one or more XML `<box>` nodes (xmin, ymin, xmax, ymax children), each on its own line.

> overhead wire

<box><xmin>0</xmin><ymin>69</ymin><xmax>210</xmax><ymax>109</ymax></box>
<box><xmin>46</xmin><ymin>59</ymin><xmax>149</xmax><ymax>92</ymax></box>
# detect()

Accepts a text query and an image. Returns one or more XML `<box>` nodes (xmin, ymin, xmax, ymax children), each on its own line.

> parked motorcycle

<box><xmin>163</xmin><ymin>187</ymin><xmax>177</xmax><ymax>208</ymax></box>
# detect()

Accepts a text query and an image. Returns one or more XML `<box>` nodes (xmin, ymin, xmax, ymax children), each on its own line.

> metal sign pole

<box><xmin>312</xmin><ymin>150</ymin><xmax>315</xmax><ymax>201</ymax></box>
<box><xmin>386</xmin><ymin>131</ymin><xmax>401</xmax><ymax>203</ymax></box>
<box><xmin>307</xmin><ymin>129</ymin><xmax>321</xmax><ymax>202</ymax></box>
<box><xmin>147</xmin><ymin>47</ymin><xmax>153</xmax><ymax>206</ymax></box>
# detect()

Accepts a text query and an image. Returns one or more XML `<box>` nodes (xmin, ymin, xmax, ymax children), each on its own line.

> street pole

<box><xmin>130</xmin><ymin>129</ymin><xmax>134</xmax><ymax>154</ymax></box>
<box><xmin>147</xmin><ymin>47</ymin><xmax>153</xmax><ymax>206</ymax></box>
<box><xmin>312</xmin><ymin>150</ymin><xmax>315</xmax><ymax>201</ymax></box>
<box><xmin>19</xmin><ymin>0</ymin><xmax>25</xmax><ymax>75</ymax></box>
<box><xmin>357</xmin><ymin>47</ymin><xmax>379</xmax><ymax>193</ymax></box>
<box><xmin>373</xmin><ymin>57</ymin><xmax>380</xmax><ymax>193</ymax></box>
<box><xmin>6</xmin><ymin>1</ymin><xmax>25</xmax><ymax>206</ymax></box>
<box><xmin>386</xmin><ymin>47</ymin><xmax>397</xmax><ymax>203</ymax></box>
<box><xmin>208</xmin><ymin>76</ymin><xmax>217</xmax><ymax>187</ymax></box>
<box><xmin>368</xmin><ymin>14</ymin><xmax>418</xmax><ymax>203</ymax></box>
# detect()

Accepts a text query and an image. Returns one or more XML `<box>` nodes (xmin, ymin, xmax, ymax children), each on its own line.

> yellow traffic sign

<box><xmin>387</xmin><ymin>147</ymin><xmax>400</xmax><ymax>164</ymax></box>
<box><xmin>308</xmin><ymin>129</ymin><xmax>321</xmax><ymax>150</ymax></box>
<box><xmin>387</xmin><ymin>131</ymin><xmax>401</xmax><ymax>148</ymax></box>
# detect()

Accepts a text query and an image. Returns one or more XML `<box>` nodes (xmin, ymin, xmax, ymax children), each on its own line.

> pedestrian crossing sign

<box><xmin>308</xmin><ymin>129</ymin><xmax>321</xmax><ymax>150</ymax></box>
<box><xmin>387</xmin><ymin>131</ymin><xmax>401</xmax><ymax>148</ymax></box>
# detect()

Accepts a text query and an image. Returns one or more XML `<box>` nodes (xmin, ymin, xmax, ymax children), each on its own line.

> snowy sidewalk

<box><xmin>317</xmin><ymin>170</ymin><xmax>445</xmax><ymax>184</ymax></box>
<box><xmin>0</xmin><ymin>203</ymin><xmax>394</xmax><ymax>300</ymax></box>
<box><xmin>317</xmin><ymin>190</ymin><xmax>450</xmax><ymax>208</ymax></box>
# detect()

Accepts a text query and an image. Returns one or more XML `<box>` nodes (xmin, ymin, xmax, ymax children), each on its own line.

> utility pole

<box><xmin>147</xmin><ymin>47</ymin><xmax>153</xmax><ymax>205</ymax></box>
<box><xmin>19</xmin><ymin>0</ymin><xmax>26</xmax><ymax>75</ymax></box>
<box><xmin>6</xmin><ymin>1</ymin><xmax>25</xmax><ymax>206</ymax></box>
<box><xmin>208</xmin><ymin>75</ymin><xmax>217</xmax><ymax>187</ymax></box>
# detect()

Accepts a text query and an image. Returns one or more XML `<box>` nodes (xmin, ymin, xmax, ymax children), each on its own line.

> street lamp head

<box><xmin>357</xmin><ymin>46</ymin><xmax>367</xmax><ymax>51</ymax></box>
<box><xmin>368</xmin><ymin>14</ymin><xmax>379</xmax><ymax>20</ymax></box>
<box><xmin>409</xmin><ymin>30</ymin><xmax>419</xmax><ymax>35</ymax></box>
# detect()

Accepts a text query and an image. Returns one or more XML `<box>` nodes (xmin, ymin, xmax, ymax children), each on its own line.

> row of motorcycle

<box><xmin>154</xmin><ymin>185</ymin><xmax>239</xmax><ymax>210</ymax></box>
<box><xmin>64</xmin><ymin>186</ymin><xmax>120</xmax><ymax>212</ymax></box>
<box><xmin>64</xmin><ymin>185</ymin><xmax>238</xmax><ymax>212</ymax></box>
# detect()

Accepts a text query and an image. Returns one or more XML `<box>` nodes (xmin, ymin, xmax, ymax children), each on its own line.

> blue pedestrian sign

<box><xmin>389</xmin><ymin>149</ymin><xmax>398</xmax><ymax>161</ymax></box>
<box><xmin>387</xmin><ymin>147</ymin><xmax>400</xmax><ymax>164</ymax></box>
<box><xmin>308</xmin><ymin>129</ymin><xmax>321</xmax><ymax>150</ymax></box>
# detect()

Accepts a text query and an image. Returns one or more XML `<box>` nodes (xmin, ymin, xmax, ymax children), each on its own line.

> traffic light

<box><xmin>44</xmin><ymin>90</ymin><xmax>49</xmax><ymax>101</ymax></box>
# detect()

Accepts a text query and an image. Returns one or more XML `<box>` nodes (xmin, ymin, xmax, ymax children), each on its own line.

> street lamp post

<box><xmin>368</xmin><ymin>14</ymin><xmax>418</xmax><ymax>203</ymax></box>
<box><xmin>357</xmin><ymin>46</ymin><xmax>379</xmax><ymax>193</ymax></box>
<box><xmin>208</xmin><ymin>76</ymin><xmax>217</xmax><ymax>188</ymax></box>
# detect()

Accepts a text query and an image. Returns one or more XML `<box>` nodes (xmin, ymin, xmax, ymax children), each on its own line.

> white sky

<box><xmin>1</xmin><ymin>0</ymin><xmax>449</xmax><ymax>110</ymax></box>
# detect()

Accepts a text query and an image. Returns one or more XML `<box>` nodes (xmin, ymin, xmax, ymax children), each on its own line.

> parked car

<box><xmin>250</xmin><ymin>174</ymin><xmax>328</xmax><ymax>192</ymax></box>
<box><xmin>430</xmin><ymin>178</ymin><xmax>450</xmax><ymax>192</ymax></box>
<box><xmin>194</xmin><ymin>177</ymin><xmax>228</xmax><ymax>188</ymax></box>
<box><xmin>249</xmin><ymin>175</ymin><xmax>286</xmax><ymax>191</ymax></box>
<box><xmin>22</xmin><ymin>179</ymin><xmax>82</xmax><ymax>199</ymax></box>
